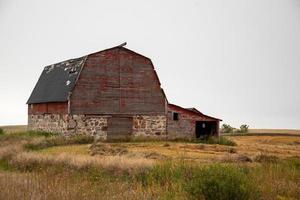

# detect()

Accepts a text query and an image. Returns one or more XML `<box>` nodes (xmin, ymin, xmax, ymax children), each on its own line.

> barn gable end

<box><xmin>70</xmin><ymin>47</ymin><xmax>166</xmax><ymax>115</ymax></box>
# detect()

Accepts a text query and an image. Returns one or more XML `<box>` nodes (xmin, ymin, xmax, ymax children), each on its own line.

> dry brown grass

<box><xmin>227</xmin><ymin>135</ymin><xmax>300</xmax><ymax>159</ymax></box>
<box><xmin>41</xmin><ymin>135</ymin><xmax>300</xmax><ymax>164</ymax></box>
<box><xmin>11</xmin><ymin>152</ymin><xmax>154</xmax><ymax>173</ymax></box>
<box><xmin>1</xmin><ymin>129</ymin><xmax>300</xmax><ymax>199</ymax></box>
<box><xmin>0</xmin><ymin>144</ymin><xmax>22</xmax><ymax>159</ymax></box>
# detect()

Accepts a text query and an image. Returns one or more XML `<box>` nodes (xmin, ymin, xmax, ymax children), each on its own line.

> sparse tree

<box><xmin>221</xmin><ymin>124</ymin><xmax>234</xmax><ymax>133</ymax></box>
<box><xmin>240</xmin><ymin>124</ymin><xmax>249</xmax><ymax>133</ymax></box>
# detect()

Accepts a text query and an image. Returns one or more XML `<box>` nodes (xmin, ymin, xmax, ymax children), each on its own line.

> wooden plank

<box><xmin>107</xmin><ymin>117</ymin><xmax>133</xmax><ymax>139</ymax></box>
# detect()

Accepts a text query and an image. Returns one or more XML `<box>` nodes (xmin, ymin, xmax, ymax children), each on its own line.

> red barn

<box><xmin>27</xmin><ymin>43</ymin><xmax>221</xmax><ymax>140</ymax></box>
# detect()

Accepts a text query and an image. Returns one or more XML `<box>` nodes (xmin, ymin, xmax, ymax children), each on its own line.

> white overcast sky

<box><xmin>0</xmin><ymin>0</ymin><xmax>299</xmax><ymax>129</ymax></box>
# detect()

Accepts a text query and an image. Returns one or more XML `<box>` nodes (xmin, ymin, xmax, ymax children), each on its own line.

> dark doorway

<box><xmin>195</xmin><ymin>121</ymin><xmax>217</xmax><ymax>138</ymax></box>
<box><xmin>107</xmin><ymin>117</ymin><xmax>133</xmax><ymax>140</ymax></box>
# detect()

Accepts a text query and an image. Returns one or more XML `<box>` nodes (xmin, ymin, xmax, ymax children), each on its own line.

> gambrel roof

<box><xmin>27</xmin><ymin>56</ymin><xmax>86</xmax><ymax>104</ymax></box>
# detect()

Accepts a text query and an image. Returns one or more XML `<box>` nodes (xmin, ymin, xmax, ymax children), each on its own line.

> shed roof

<box><xmin>27</xmin><ymin>56</ymin><xmax>86</xmax><ymax>104</ymax></box>
<box><xmin>168</xmin><ymin>103</ymin><xmax>222</xmax><ymax>121</ymax></box>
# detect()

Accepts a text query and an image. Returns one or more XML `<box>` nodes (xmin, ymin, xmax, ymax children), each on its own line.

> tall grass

<box><xmin>135</xmin><ymin>162</ymin><xmax>259</xmax><ymax>200</ymax></box>
<box><xmin>0</xmin><ymin>170</ymin><xmax>149</xmax><ymax>200</ymax></box>
<box><xmin>133</xmin><ymin>158</ymin><xmax>300</xmax><ymax>200</ymax></box>
<box><xmin>1</xmin><ymin>155</ymin><xmax>299</xmax><ymax>199</ymax></box>
<box><xmin>184</xmin><ymin>165</ymin><xmax>259</xmax><ymax>200</ymax></box>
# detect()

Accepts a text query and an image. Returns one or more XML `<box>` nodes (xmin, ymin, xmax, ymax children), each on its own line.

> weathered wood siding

<box><xmin>70</xmin><ymin>47</ymin><xmax>166</xmax><ymax>115</ymax></box>
<box><xmin>28</xmin><ymin>102</ymin><xmax>68</xmax><ymax>115</ymax></box>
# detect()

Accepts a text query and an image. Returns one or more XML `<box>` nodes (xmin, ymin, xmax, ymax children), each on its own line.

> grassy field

<box><xmin>0</xmin><ymin>126</ymin><xmax>300</xmax><ymax>199</ymax></box>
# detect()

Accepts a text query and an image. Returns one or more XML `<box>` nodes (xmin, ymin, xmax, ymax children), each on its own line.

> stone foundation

<box><xmin>28</xmin><ymin>114</ymin><xmax>167</xmax><ymax>140</ymax></box>
<box><xmin>28</xmin><ymin>114</ymin><xmax>108</xmax><ymax>140</ymax></box>
<box><xmin>132</xmin><ymin>115</ymin><xmax>167</xmax><ymax>138</ymax></box>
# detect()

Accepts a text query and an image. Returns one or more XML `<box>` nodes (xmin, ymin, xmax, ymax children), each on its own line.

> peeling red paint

<box><xmin>29</xmin><ymin>102</ymin><xmax>68</xmax><ymax>115</ymax></box>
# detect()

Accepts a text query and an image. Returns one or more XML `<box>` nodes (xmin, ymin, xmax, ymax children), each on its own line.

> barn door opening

<box><xmin>195</xmin><ymin>121</ymin><xmax>217</xmax><ymax>138</ymax></box>
<box><xmin>107</xmin><ymin>116</ymin><xmax>133</xmax><ymax>140</ymax></box>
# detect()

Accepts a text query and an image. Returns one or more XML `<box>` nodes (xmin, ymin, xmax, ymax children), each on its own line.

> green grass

<box><xmin>0</xmin><ymin>128</ymin><xmax>4</xmax><ymax>135</ymax></box>
<box><xmin>0</xmin><ymin>130</ymin><xmax>59</xmax><ymax>142</ymax></box>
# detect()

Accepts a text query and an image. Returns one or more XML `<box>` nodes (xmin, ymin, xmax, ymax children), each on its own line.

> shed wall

<box><xmin>167</xmin><ymin>105</ymin><xmax>220</xmax><ymax>139</ymax></box>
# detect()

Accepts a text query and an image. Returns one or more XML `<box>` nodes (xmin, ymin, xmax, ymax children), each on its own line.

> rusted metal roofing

<box><xmin>168</xmin><ymin>103</ymin><xmax>222</xmax><ymax>121</ymax></box>
<box><xmin>186</xmin><ymin>108</ymin><xmax>204</xmax><ymax>115</ymax></box>
<box><xmin>27</xmin><ymin>56</ymin><xmax>86</xmax><ymax>104</ymax></box>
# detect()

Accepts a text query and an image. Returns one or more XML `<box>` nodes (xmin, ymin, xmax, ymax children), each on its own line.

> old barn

<box><xmin>27</xmin><ymin>43</ymin><xmax>221</xmax><ymax>140</ymax></box>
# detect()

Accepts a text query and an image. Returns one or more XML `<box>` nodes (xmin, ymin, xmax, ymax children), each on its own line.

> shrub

<box><xmin>0</xmin><ymin>159</ymin><xmax>13</xmax><ymax>171</ymax></box>
<box><xmin>221</xmin><ymin>124</ymin><xmax>234</xmax><ymax>133</ymax></box>
<box><xmin>26</xmin><ymin>131</ymin><xmax>59</xmax><ymax>137</ymax></box>
<box><xmin>0</xmin><ymin>128</ymin><xmax>4</xmax><ymax>135</ymax></box>
<box><xmin>240</xmin><ymin>124</ymin><xmax>249</xmax><ymax>133</ymax></box>
<box><xmin>24</xmin><ymin>135</ymin><xmax>94</xmax><ymax>150</ymax></box>
<box><xmin>184</xmin><ymin>164</ymin><xmax>259</xmax><ymax>200</ymax></box>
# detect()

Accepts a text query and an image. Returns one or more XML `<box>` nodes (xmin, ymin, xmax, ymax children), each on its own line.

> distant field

<box><xmin>0</xmin><ymin>125</ymin><xmax>27</xmax><ymax>133</ymax></box>
<box><xmin>249</xmin><ymin>129</ymin><xmax>300</xmax><ymax>135</ymax></box>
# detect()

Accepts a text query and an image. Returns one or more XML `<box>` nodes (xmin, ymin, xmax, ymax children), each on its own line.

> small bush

<box><xmin>0</xmin><ymin>128</ymin><xmax>4</xmax><ymax>135</ymax></box>
<box><xmin>195</xmin><ymin>136</ymin><xmax>236</xmax><ymax>146</ymax></box>
<box><xmin>184</xmin><ymin>164</ymin><xmax>259</xmax><ymax>200</ymax></box>
<box><xmin>25</xmin><ymin>135</ymin><xmax>94</xmax><ymax>150</ymax></box>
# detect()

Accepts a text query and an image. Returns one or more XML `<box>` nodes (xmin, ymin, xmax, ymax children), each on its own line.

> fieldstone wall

<box><xmin>28</xmin><ymin>114</ymin><xmax>68</xmax><ymax>134</ymax></box>
<box><xmin>28</xmin><ymin>114</ymin><xmax>168</xmax><ymax>140</ymax></box>
<box><xmin>132</xmin><ymin>115</ymin><xmax>167</xmax><ymax>138</ymax></box>
<box><xmin>28</xmin><ymin>114</ymin><xmax>108</xmax><ymax>140</ymax></box>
